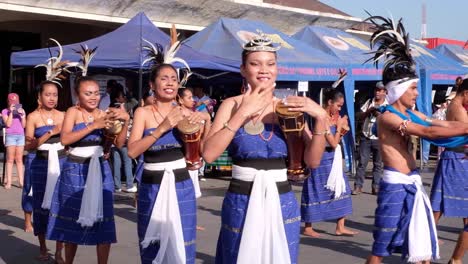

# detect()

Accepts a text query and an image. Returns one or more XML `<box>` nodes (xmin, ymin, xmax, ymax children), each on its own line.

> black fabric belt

<box><xmin>141</xmin><ymin>168</ymin><xmax>190</xmax><ymax>184</ymax></box>
<box><xmin>36</xmin><ymin>149</ymin><xmax>67</xmax><ymax>160</ymax></box>
<box><xmin>228</xmin><ymin>178</ymin><xmax>291</xmax><ymax>195</ymax></box>
<box><xmin>445</xmin><ymin>146</ymin><xmax>465</xmax><ymax>153</ymax></box>
<box><xmin>70</xmin><ymin>141</ymin><xmax>102</xmax><ymax>148</ymax></box>
<box><xmin>45</xmin><ymin>135</ymin><xmax>61</xmax><ymax>144</ymax></box>
<box><xmin>144</xmin><ymin>148</ymin><xmax>185</xmax><ymax>163</ymax></box>
<box><xmin>325</xmin><ymin>146</ymin><xmax>335</xmax><ymax>152</ymax></box>
<box><xmin>67</xmin><ymin>154</ymin><xmax>104</xmax><ymax>164</ymax></box>
<box><xmin>232</xmin><ymin>158</ymin><xmax>287</xmax><ymax>170</ymax></box>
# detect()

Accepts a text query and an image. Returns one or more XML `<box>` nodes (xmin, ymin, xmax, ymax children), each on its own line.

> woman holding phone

<box><xmin>2</xmin><ymin>93</ymin><xmax>26</xmax><ymax>189</ymax></box>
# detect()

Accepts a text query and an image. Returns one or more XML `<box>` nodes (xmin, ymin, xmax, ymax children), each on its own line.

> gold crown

<box><xmin>243</xmin><ymin>31</ymin><xmax>281</xmax><ymax>52</ymax></box>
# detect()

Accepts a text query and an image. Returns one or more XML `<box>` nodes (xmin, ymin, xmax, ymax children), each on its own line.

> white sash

<box><xmin>382</xmin><ymin>169</ymin><xmax>439</xmax><ymax>262</ymax></box>
<box><xmin>141</xmin><ymin>158</ymin><xmax>187</xmax><ymax>264</ymax></box>
<box><xmin>188</xmin><ymin>170</ymin><xmax>202</xmax><ymax>199</ymax></box>
<box><xmin>232</xmin><ymin>165</ymin><xmax>291</xmax><ymax>264</ymax></box>
<box><xmin>38</xmin><ymin>142</ymin><xmax>64</xmax><ymax>209</ymax></box>
<box><xmin>69</xmin><ymin>146</ymin><xmax>104</xmax><ymax>227</ymax></box>
<box><xmin>325</xmin><ymin>144</ymin><xmax>346</xmax><ymax>198</ymax></box>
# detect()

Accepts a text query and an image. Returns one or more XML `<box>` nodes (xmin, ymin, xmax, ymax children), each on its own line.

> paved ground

<box><xmin>0</xmin><ymin>165</ymin><xmax>466</xmax><ymax>264</ymax></box>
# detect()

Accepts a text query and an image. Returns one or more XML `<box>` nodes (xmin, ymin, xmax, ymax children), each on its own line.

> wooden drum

<box><xmin>177</xmin><ymin>118</ymin><xmax>203</xmax><ymax>170</ymax></box>
<box><xmin>275</xmin><ymin>102</ymin><xmax>310</xmax><ymax>181</ymax></box>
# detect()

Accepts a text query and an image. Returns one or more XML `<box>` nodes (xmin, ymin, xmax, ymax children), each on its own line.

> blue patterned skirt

<box><xmin>430</xmin><ymin>150</ymin><xmax>468</xmax><ymax>217</ymax></box>
<box><xmin>21</xmin><ymin>153</ymin><xmax>34</xmax><ymax>213</ymax></box>
<box><xmin>137</xmin><ymin>178</ymin><xmax>196</xmax><ymax>264</ymax></box>
<box><xmin>215</xmin><ymin>189</ymin><xmax>300</xmax><ymax>264</ymax></box>
<box><xmin>29</xmin><ymin>155</ymin><xmax>66</xmax><ymax>236</ymax></box>
<box><xmin>301</xmin><ymin>151</ymin><xmax>352</xmax><ymax>223</ymax></box>
<box><xmin>372</xmin><ymin>171</ymin><xmax>438</xmax><ymax>259</ymax></box>
<box><xmin>46</xmin><ymin>158</ymin><xmax>116</xmax><ymax>245</ymax></box>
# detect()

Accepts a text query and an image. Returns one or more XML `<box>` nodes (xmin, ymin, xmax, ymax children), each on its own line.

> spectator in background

<box><xmin>110</xmin><ymin>87</ymin><xmax>139</xmax><ymax>193</ymax></box>
<box><xmin>353</xmin><ymin>82</ymin><xmax>387</xmax><ymax>195</ymax></box>
<box><xmin>432</xmin><ymin>97</ymin><xmax>450</xmax><ymax>158</ymax></box>
<box><xmin>192</xmin><ymin>85</ymin><xmax>215</xmax><ymax>181</ymax></box>
<box><xmin>2</xmin><ymin>93</ymin><xmax>26</xmax><ymax>189</ymax></box>
<box><xmin>193</xmin><ymin>85</ymin><xmax>215</xmax><ymax>115</ymax></box>
<box><xmin>99</xmin><ymin>79</ymin><xmax>118</xmax><ymax>110</ymax></box>
<box><xmin>140</xmin><ymin>89</ymin><xmax>155</xmax><ymax>107</ymax></box>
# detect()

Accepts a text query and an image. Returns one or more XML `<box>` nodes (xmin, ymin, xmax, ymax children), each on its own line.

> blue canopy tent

<box><xmin>434</xmin><ymin>44</ymin><xmax>468</xmax><ymax>68</ymax></box>
<box><xmin>10</xmin><ymin>12</ymin><xmax>239</xmax><ymax>97</ymax></box>
<box><xmin>410</xmin><ymin>43</ymin><xmax>466</xmax><ymax>163</ymax></box>
<box><xmin>184</xmin><ymin>18</ymin><xmax>357</xmax><ymax>169</ymax></box>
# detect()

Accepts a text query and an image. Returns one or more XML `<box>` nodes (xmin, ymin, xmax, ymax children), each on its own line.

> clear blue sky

<box><xmin>320</xmin><ymin>0</ymin><xmax>467</xmax><ymax>41</ymax></box>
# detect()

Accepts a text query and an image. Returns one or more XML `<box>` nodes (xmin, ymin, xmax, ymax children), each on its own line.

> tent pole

<box><xmin>8</xmin><ymin>66</ymin><xmax>13</xmax><ymax>93</ymax></box>
<box><xmin>138</xmin><ymin>69</ymin><xmax>143</xmax><ymax>100</ymax></box>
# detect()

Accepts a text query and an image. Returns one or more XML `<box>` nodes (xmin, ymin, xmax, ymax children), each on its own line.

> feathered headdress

<box><xmin>142</xmin><ymin>24</ymin><xmax>191</xmax><ymax>85</ymax></box>
<box><xmin>35</xmin><ymin>38</ymin><xmax>73</xmax><ymax>86</ymax></box>
<box><xmin>365</xmin><ymin>13</ymin><xmax>417</xmax><ymax>83</ymax></box>
<box><xmin>365</xmin><ymin>13</ymin><xmax>419</xmax><ymax>104</ymax></box>
<box><xmin>243</xmin><ymin>30</ymin><xmax>281</xmax><ymax>52</ymax></box>
<box><xmin>73</xmin><ymin>44</ymin><xmax>97</xmax><ymax>77</ymax></box>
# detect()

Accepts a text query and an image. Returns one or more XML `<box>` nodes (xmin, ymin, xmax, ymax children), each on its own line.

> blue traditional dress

<box><xmin>136</xmin><ymin>128</ymin><xmax>196</xmax><ymax>264</ymax></box>
<box><xmin>21</xmin><ymin>153</ymin><xmax>34</xmax><ymax>214</ymax></box>
<box><xmin>430</xmin><ymin>149</ymin><xmax>468</xmax><ymax>218</ymax></box>
<box><xmin>301</xmin><ymin>126</ymin><xmax>352</xmax><ymax>223</ymax></box>
<box><xmin>215</xmin><ymin>124</ymin><xmax>300</xmax><ymax>264</ymax></box>
<box><xmin>27</xmin><ymin>126</ymin><xmax>67</xmax><ymax>236</ymax></box>
<box><xmin>46</xmin><ymin>123</ymin><xmax>116</xmax><ymax>245</ymax></box>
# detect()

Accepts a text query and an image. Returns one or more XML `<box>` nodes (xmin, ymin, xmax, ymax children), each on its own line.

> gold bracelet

<box><xmin>223</xmin><ymin>122</ymin><xmax>236</xmax><ymax>133</ymax></box>
<box><xmin>313</xmin><ymin>129</ymin><xmax>330</xmax><ymax>136</ymax></box>
<box><xmin>149</xmin><ymin>130</ymin><xmax>158</xmax><ymax>139</ymax></box>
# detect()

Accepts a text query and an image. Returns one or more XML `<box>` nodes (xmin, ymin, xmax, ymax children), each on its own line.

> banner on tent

<box><xmin>430</xmin><ymin>73</ymin><xmax>460</xmax><ymax>81</ymax></box>
<box><xmin>351</xmin><ymin>68</ymin><xmax>382</xmax><ymax>76</ymax></box>
<box><xmin>278</xmin><ymin>67</ymin><xmax>339</xmax><ymax>76</ymax></box>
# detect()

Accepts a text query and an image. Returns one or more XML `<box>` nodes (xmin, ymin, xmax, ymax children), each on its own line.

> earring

<box><xmin>37</xmin><ymin>99</ymin><xmax>42</xmax><ymax>109</ymax></box>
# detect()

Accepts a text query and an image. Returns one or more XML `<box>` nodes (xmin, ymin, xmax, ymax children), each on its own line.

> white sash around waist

<box><xmin>37</xmin><ymin>142</ymin><xmax>65</xmax><ymax>209</ymax></box>
<box><xmin>69</xmin><ymin>146</ymin><xmax>104</xmax><ymax>227</ymax></box>
<box><xmin>325</xmin><ymin>144</ymin><xmax>346</xmax><ymax>198</ymax></box>
<box><xmin>232</xmin><ymin>165</ymin><xmax>291</xmax><ymax>264</ymax></box>
<box><xmin>142</xmin><ymin>158</ymin><xmax>187</xmax><ymax>264</ymax></box>
<box><xmin>382</xmin><ymin>169</ymin><xmax>439</xmax><ymax>262</ymax></box>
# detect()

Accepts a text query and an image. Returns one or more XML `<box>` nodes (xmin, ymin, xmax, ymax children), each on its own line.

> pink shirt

<box><xmin>2</xmin><ymin>109</ymin><xmax>24</xmax><ymax>135</ymax></box>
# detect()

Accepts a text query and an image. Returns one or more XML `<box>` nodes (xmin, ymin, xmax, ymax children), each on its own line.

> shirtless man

<box><xmin>364</xmin><ymin>15</ymin><xmax>468</xmax><ymax>264</ymax></box>
<box><xmin>443</xmin><ymin>78</ymin><xmax>468</xmax><ymax>264</ymax></box>
<box><xmin>366</xmin><ymin>79</ymin><xmax>468</xmax><ymax>264</ymax></box>
<box><xmin>431</xmin><ymin>77</ymin><xmax>468</xmax><ymax>224</ymax></box>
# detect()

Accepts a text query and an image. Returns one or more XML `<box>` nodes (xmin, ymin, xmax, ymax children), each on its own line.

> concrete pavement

<box><xmin>0</xmin><ymin>168</ymin><xmax>466</xmax><ymax>264</ymax></box>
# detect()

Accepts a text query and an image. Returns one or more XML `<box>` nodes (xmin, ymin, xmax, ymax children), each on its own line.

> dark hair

<box><xmin>74</xmin><ymin>76</ymin><xmax>99</xmax><ymax>93</ymax></box>
<box><xmin>142</xmin><ymin>89</ymin><xmax>154</xmax><ymax>100</ymax></box>
<box><xmin>241</xmin><ymin>49</ymin><xmax>277</xmax><ymax>65</ymax></box>
<box><xmin>457</xmin><ymin>78</ymin><xmax>468</xmax><ymax>94</ymax></box>
<box><xmin>177</xmin><ymin>87</ymin><xmax>193</xmax><ymax>98</ymax></box>
<box><xmin>38</xmin><ymin>80</ymin><xmax>59</xmax><ymax>95</ymax></box>
<box><xmin>149</xmin><ymin>64</ymin><xmax>177</xmax><ymax>83</ymax></box>
<box><xmin>322</xmin><ymin>88</ymin><xmax>344</xmax><ymax>106</ymax></box>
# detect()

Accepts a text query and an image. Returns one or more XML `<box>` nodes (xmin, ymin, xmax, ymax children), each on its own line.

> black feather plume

<box><xmin>142</xmin><ymin>39</ymin><xmax>165</xmax><ymax>67</ymax></box>
<box><xmin>364</xmin><ymin>12</ymin><xmax>417</xmax><ymax>85</ymax></box>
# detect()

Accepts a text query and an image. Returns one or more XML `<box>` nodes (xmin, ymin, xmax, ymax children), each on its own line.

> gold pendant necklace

<box><xmin>244</xmin><ymin>120</ymin><xmax>265</xmax><ymax>135</ymax></box>
<box><xmin>40</xmin><ymin>109</ymin><xmax>54</xmax><ymax>125</ymax></box>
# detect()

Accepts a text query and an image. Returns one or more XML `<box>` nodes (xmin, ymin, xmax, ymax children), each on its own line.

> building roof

<box><xmin>0</xmin><ymin>0</ymin><xmax>362</xmax><ymax>34</ymax></box>
<box><xmin>264</xmin><ymin>0</ymin><xmax>349</xmax><ymax>16</ymax></box>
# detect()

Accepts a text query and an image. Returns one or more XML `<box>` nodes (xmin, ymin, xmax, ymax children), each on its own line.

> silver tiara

<box><xmin>243</xmin><ymin>31</ymin><xmax>281</xmax><ymax>52</ymax></box>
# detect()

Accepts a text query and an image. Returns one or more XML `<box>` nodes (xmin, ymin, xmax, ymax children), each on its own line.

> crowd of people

<box><xmin>1</xmin><ymin>15</ymin><xmax>467</xmax><ymax>264</ymax></box>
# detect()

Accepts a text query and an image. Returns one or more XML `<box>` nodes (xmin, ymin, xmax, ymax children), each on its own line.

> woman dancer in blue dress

<box><xmin>301</xmin><ymin>88</ymin><xmax>357</xmax><ymax>237</ymax></box>
<box><xmin>23</xmin><ymin>81</ymin><xmax>66</xmax><ymax>262</ymax></box>
<box><xmin>128</xmin><ymin>38</ymin><xmax>204</xmax><ymax>264</ymax></box>
<box><xmin>46</xmin><ymin>76</ymin><xmax>129</xmax><ymax>264</ymax></box>
<box><xmin>203</xmin><ymin>33</ymin><xmax>329</xmax><ymax>264</ymax></box>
